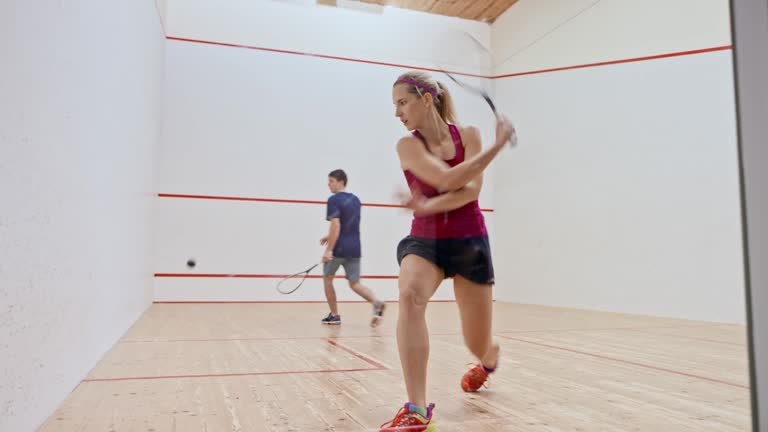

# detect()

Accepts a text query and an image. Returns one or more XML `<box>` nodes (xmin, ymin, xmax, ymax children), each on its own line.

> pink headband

<box><xmin>397</xmin><ymin>78</ymin><xmax>439</xmax><ymax>99</ymax></box>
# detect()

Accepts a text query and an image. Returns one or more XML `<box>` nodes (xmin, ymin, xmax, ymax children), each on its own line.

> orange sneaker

<box><xmin>461</xmin><ymin>363</ymin><xmax>496</xmax><ymax>392</ymax></box>
<box><xmin>380</xmin><ymin>402</ymin><xmax>437</xmax><ymax>431</ymax></box>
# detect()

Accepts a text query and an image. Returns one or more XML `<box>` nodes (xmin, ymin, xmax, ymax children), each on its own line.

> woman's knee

<box><xmin>398</xmin><ymin>255</ymin><xmax>442</xmax><ymax>312</ymax></box>
<box><xmin>399</xmin><ymin>282</ymin><xmax>431</xmax><ymax>311</ymax></box>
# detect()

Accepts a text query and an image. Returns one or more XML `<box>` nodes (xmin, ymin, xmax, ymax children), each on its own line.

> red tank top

<box><xmin>403</xmin><ymin>124</ymin><xmax>488</xmax><ymax>239</ymax></box>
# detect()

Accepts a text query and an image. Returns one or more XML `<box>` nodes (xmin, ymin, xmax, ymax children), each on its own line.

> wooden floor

<box><xmin>39</xmin><ymin>302</ymin><xmax>752</xmax><ymax>431</ymax></box>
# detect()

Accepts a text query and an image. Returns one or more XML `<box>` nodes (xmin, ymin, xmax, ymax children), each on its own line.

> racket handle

<box><xmin>495</xmin><ymin>113</ymin><xmax>518</xmax><ymax>148</ymax></box>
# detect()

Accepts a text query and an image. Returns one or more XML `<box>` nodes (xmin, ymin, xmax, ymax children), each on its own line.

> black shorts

<box><xmin>396</xmin><ymin>235</ymin><xmax>495</xmax><ymax>285</ymax></box>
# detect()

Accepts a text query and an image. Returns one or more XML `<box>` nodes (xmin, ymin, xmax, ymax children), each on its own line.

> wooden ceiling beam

<box><xmin>355</xmin><ymin>0</ymin><xmax>517</xmax><ymax>22</ymax></box>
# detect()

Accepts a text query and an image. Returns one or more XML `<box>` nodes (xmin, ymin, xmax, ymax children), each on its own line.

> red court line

<box><xmin>157</xmin><ymin>193</ymin><xmax>495</xmax><ymax>212</ymax></box>
<box><xmin>493</xmin><ymin>45</ymin><xmax>733</xmax><ymax>78</ymax></box>
<box><xmin>121</xmin><ymin>331</ymin><xmax>461</xmax><ymax>343</ymax></box>
<box><xmin>82</xmin><ymin>367</ymin><xmax>379</xmax><ymax>383</ymax></box>
<box><xmin>153</xmin><ymin>273</ymin><xmax>398</xmax><ymax>279</ymax></box>
<box><xmin>497</xmin><ymin>334</ymin><xmax>748</xmax><ymax>389</ymax></box>
<box><xmin>166</xmin><ymin>36</ymin><xmax>490</xmax><ymax>78</ymax></box>
<box><xmin>119</xmin><ymin>335</ymin><xmax>376</xmax><ymax>343</ymax></box>
<box><xmin>495</xmin><ymin>323</ymin><xmax>721</xmax><ymax>335</ymax></box>
<box><xmin>499</xmin><ymin>326</ymin><xmax>747</xmax><ymax>347</ymax></box>
<box><xmin>88</xmin><ymin>340</ymin><xmax>388</xmax><ymax>382</ymax></box>
<box><xmin>620</xmin><ymin>328</ymin><xmax>747</xmax><ymax>347</ymax></box>
<box><xmin>325</xmin><ymin>339</ymin><xmax>388</xmax><ymax>370</ymax></box>
<box><xmin>121</xmin><ymin>336</ymin><xmax>325</xmax><ymax>343</ymax></box>
<box><xmin>117</xmin><ymin>327</ymin><xmax>731</xmax><ymax>344</ymax></box>
<box><xmin>150</xmin><ymin>300</ymin><xmax>456</xmax><ymax>304</ymax></box>
<box><xmin>707</xmin><ymin>323</ymin><xmax>748</xmax><ymax>328</ymax></box>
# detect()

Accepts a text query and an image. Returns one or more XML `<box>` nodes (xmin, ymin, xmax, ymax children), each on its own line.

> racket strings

<box><xmin>276</xmin><ymin>263</ymin><xmax>319</xmax><ymax>295</ymax></box>
<box><xmin>276</xmin><ymin>272</ymin><xmax>310</xmax><ymax>294</ymax></box>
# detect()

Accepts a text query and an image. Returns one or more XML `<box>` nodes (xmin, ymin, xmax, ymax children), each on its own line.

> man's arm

<box><xmin>322</xmin><ymin>196</ymin><xmax>341</xmax><ymax>262</ymax></box>
<box><xmin>323</xmin><ymin>218</ymin><xmax>341</xmax><ymax>260</ymax></box>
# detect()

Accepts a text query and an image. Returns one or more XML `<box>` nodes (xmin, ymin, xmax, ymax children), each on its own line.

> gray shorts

<box><xmin>323</xmin><ymin>257</ymin><xmax>361</xmax><ymax>282</ymax></box>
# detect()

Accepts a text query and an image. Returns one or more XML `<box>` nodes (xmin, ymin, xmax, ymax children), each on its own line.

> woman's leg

<box><xmin>454</xmin><ymin>275</ymin><xmax>500</xmax><ymax>373</ymax></box>
<box><xmin>397</xmin><ymin>254</ymin><xmax>444</xmax><ymax>407</ymax></box>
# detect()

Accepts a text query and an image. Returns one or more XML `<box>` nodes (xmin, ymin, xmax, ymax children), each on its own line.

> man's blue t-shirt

<box><xmin>326</xmin><ymin>192</ymin><xmax>361</xmax><ymax>258</ymax></box>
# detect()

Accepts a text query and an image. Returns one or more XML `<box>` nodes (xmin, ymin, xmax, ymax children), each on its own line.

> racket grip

<box><xmin>494</xmin><ymin>112</ymin><xmax>517</xmax><ymax>148</ymax></box>
<box><xmin>509</xmin><ymin>131</ymin><xmax>518</xmax><ymax>147</ymax></box>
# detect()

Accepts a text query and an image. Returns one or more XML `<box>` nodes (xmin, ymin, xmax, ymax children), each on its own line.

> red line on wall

<box><xmin>159</xmin><ymin>193</ymin><xmax>326</xmax><ymax>205</ymax></box>
<box><xmin>166</xmin><ymin>35</ymin><xmax>731</xmax><ymax>79</ymax></box>
<box><xmin>166</xmin><ymin>36</ymin><xmax>490</xmax><ymax>78</ymax></box>
<box><xmin>492</xmin><ymin>46</ymin><xmax>733</xmax><ymax>78</ymax></box>
<box><xmin>157</xmin><ymin>193</ymin><xmax>495</xmax><ymax>212</ymax></box>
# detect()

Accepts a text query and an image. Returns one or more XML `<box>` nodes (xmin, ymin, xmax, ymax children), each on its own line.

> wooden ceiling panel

<box><xmin>457</xmin><ymin>0</ymin><xmax>497</xmax><ymax>22</ymax></box>
<box><xmin>355</xmin><ymin>0</ymin><xmax>518</xmax><ymax>22</ymax></box>
<box><xmin>359</xmin><ymin>0</ymin><xmax>436</xmax><ymax>9</ymax></box>
<box><xmin>412</xmin><ymin>0</ymin><xmax>439</xmax><ymax>8</ymax></box>
<box><xmin>478</xmin><ymin>0</ymin><xmax>519</xmax><ymax>22</ymax></box>
<box><xmin>428</xmin><ymin>0</ymin><xmax>466</xmax><ymax>16</ymax></box>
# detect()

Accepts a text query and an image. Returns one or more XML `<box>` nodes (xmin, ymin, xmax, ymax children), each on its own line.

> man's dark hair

<box><xmin>328</xmin><ymin>169</ymin><xmax>347</xmax><ymax>186</ymax></box>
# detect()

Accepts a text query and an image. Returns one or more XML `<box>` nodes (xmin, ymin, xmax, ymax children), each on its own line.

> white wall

<box><xmin>491</xmin><ymin>0</ymin><xmax>732</xmax><ymax>75</ymax></box>
<box><xmin>0</xmin><ymin>0</ymin><xmax>164</xmax><ymax>430</ymax></box>
<box><xmin>156</xmin><ymin>0</ymin><xmax>169</xmax><ymax>34</ymax></box>
<box><xmin>167</xmin><ymin>0</ymin><xmax>493</xmax><ymax>76</ymax></box>
<box><xmin>490</xmin><ymin>0</ymin><xmax>744</xmax><ymax>323</ymax></box>
<box><xmin>154</xmin><ymin>0</ymin><xmax>499</xmax><ymax>301</ymax></box>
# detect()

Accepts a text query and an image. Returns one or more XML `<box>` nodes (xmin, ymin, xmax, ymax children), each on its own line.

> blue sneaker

<box><xmin>321</xmin><ymin>313</ymin><xmax>341</xmax><ymax>325</ymax></box>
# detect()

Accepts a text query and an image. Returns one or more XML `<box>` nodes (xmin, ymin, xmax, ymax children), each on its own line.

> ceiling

<box><xmin>324</xmin><ymin>0</ymin><xmax>520</xmax><ymax>23</ymax></box>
